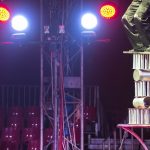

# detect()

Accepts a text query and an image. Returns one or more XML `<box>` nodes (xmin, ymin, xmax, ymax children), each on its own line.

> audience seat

<box><xmin>22</xmin><ymin>128</ymin><xmax>40</xmax><ymax>143</ymax></box>
<box><xmin>0</xmin><ymin>127</ymin><xmax>20</xmax><ymax>150</ymax></box>
<box><xmin>27</xmin><ymin>140</ymin><xmax>40</xmax><ymax>150</ymax></box>
<box><xmin>25</xmin><ymin>106</ymin><xmax>40</xmax><ymax>118</ymax></box>
<box><xmin>44</xmin><ymin>128</ymin><xmax>53</xmax><ymax>145</ymax></box>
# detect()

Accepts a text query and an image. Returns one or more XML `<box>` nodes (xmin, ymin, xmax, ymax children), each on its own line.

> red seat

<box><xmin>8</xmin><ymin>116</ymin><xmax>23</xmax><ymax>130</ymax></box>
<box><xmin>84</xmin><ymin>106</ymin><xmax>97</xmax><ymax>122</ymax></box>
<box><xmin>22</xmin><ymin>128</ymin><xmax>40</xmax><ymax>150</ymax></box>
<box><xmin>0</xmin><ymin>127</ymin><xmax>20</xmax><ymax>150</ymax></box>
<box><xmin>70</xmin><ymin>121</ymin><xmax>80</xmax><ymax>144</ymax></box>
<box><xmin>25</xmin><ymin>106</ymin><xmax>40</xmax><ymax>118</ymax></box>
<box><xmin>22</xmin><ymin>128</ymin><xmax>40</xmax><ymax>143</ymax></box>
<box><xmin>25</xmin><ymin>106</ymin><xmax>40</xmax><ymax>128</ymax></box>
<box><xmin>1</xmin><ymin>127</ymin><xmax>20</xmax><ymax>142</ymax></box>
<box><xmin>9</xmin><ymin>106</ymin><xmax>24</xmax><ymax>118</ymax></box>
<box><xmin>0</xmin><ymin>142</ymin><xmax>18</xmax><ymax>150</ymax></box>
<box><xmin>27</xmin><ymin>116</ymin><xmax>40</xmax><ymax>129</ymax></box>
<box><xmin>28</xmin><ymin>140</ymin><xmax>40</xmax><ymax>150</ymax></box>
<box><xmin>44</xmin><ymin>128</ymin><xmax>53</xmax><ymax>145</ymax></box>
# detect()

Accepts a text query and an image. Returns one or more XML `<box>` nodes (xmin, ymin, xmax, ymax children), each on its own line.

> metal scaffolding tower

<box><xmin>40</xmin><ymin>0</ymin><xmax>84</xmax><ymax>149</ymax></box>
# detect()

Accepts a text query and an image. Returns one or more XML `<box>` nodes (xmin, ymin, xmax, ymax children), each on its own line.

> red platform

<box><xmin>117</xmin><ymin>124</ymin><xmax>150</xmax><ymax>150</ymax></box>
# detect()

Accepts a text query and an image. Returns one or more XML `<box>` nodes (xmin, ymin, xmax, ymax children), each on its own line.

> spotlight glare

<box><xmin>81</xmin><ymin>13</ymin><xmax>98</xmax><ymax>30</ymax></box>
<box><xmin>11</xmin><ymin>15</ymin><xmax>28</xmax><ymax>31</ymax></box>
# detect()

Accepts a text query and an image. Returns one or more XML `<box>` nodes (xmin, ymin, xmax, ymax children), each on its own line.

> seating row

<box><xmin>0</xmin><ymin>127</ymin><xmax>53</xmax><ymax>150</ymax></box>
<box><xmin>0</xmin><ymin>106</ymin><xmax>40</xmax><ymax>129</ymax></box>
<box><xmin>0</xmin><ymin>106</ymin><xmax>52</xmax><ymax>149</ymax></box>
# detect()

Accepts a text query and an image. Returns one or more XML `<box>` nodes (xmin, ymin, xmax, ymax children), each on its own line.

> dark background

<box><xmin>0</xmin><ymin>0</ymin><xmax>134</xmax><ymax>128</ymax></box>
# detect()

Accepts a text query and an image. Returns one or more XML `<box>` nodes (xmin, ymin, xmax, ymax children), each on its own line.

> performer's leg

<box><xmin>122</xmin><ymin>0</ymin><xmax>145</xmax><ymax>51</ymax></box>
<box><xmin>134</xmin><ymin>0</ymin><xmax>150</xmax><ymax>48</ymax></box>
<box><xmin>122</xmin><ymin>0</ymin><xmax>142</xmax><ymax>34</ymax></box>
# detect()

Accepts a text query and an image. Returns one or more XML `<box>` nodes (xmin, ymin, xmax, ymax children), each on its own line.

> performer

<box><xmin>122</xmin><ymin>0</ymin><xmax>150</xmax><ymax>51</ymax></box>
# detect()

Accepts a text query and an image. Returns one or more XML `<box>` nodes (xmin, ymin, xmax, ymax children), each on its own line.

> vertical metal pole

<box><xmin>40</xmin><ymin>0</ymin><xmax>44</xmax><ymax>149</ymax></box>
<box><xmin>108</xmin><ymin>137</ymin><xmax>111</xmax><ymax>150</ymax></box>
<box><xmin>131</xmin><ymin>130</ymin><xmax>134</xmax><ymax>150</ymax></box>
<box><xmin>80</xmin><ymin>44</ymin><xmax>84</xmax><ymax>150</ymax></box>
<box><xmin>40</xmin><ymin>45</ymin><xmax>44</xmax><ymax>150</ymax></box>
<box><xmin>80</xmin><ymin>0</ymin><xmax>84</xmax><ymax>148</ymax></box>
<box><xmin>54</xmin><ymin>56</ymin><xmax>58</xmax><ymax>150</ymax></box>
<box><xmin>96</xmin><ymin>86</ymin><xmax>101</xmax><ymax>135</ymax></box>
<box><xmin>113</xmin><ymin>130</ymin><xmax>117</xmax><ymax>150</ymax></box>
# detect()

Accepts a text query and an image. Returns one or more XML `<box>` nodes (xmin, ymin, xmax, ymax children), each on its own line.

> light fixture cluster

<box><xmin>0</xmin><ymin>4</ymin><xmax>29</xmax><ymax>32</ymax></box>
<box><xmin>81</xmin><ymin>1</ymin><xmax>117</xmax><ymax>30</ymax></box>
<box><xmin>0</xmin><ymin>1</ymin><xmax>118</xmax><ymax>36</ymax></box>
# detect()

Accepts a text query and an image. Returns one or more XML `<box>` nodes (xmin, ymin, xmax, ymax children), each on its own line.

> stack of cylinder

<box><xmin>126</xmin><ymin>51</ymin><xmax>150</xmax><ymax>124</ymax></box>
<box><xmin>128</xmin><ymin>108</ymin><xmax>150</xmax><ymax>124</ymax></box>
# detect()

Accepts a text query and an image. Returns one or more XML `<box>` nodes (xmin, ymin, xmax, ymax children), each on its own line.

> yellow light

<box><xmin>100</xmin><ymin>4</ymin><xmax>116</xmax><ymax>19</ymax></box>
<box><xmin>0</xmin><ymin>6</ymin><xmax>10</xmax><ymax>22</ymax></box>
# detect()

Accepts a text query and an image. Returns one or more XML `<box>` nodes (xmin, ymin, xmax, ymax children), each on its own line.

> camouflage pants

<box><xmin>122</xmin><ymin>0</ymin><xmax>150</xmax><ymax>51</ymax></box>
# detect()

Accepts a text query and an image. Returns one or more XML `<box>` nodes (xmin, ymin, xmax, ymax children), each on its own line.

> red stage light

<box><xmin>100</xmin><ymin>3</ymin><xmax>117</xmax><ymax>19</ymax></box>
<box><xmin>0</xmin><ymin>5</ymin><xmax>10</xmax><ymax>22</ymax></box>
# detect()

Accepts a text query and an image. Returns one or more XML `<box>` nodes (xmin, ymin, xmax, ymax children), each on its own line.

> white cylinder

<box><xmin>133</xmin><ymin>97</ymin><xmax>150</xmax><ymax>108</ymax></box>
<box><xmin>142</xmin><ymin>81</ymin><xmax>146</xmax><ymax>96</ymax></box>
<box><xmin>140</xmin><ymin>54</ymin><xmax>144</xmax><ymax>69</ymax></box>
<box><xmin>149</xmin><ymin>55</ymin><xmax>150</xmax><ymax>69</ymax></box>
<box><xmin>128</xmin><ymin>108</ymin><xmax>132</xmax><ymax>124</ymax></box>
<box><xmin>136</xmin><ymin>109</ymin><xmax>140</xmax><ymax>124</ymax></box>
<box><xmin>132</xmin><ymin>108</ymin><xmax>137</xmax><ymax>124</ymax></box>
<box><xmin>144</xmin><ymin>109</ymin><xmax>150</xmax><ymax>124</ymax></box>
<box><xmin>139</xmin><ymin>81</ymin><xmax>143</xmax><ymax>96</ymax></box>
<box><xmin>147</xmin><ymin>82</ymin><xmax>150</xmax><ymax>96</ymax></box>
<box><xmin>137</xmin><ymin>82</ymin><xmax>140</xmax><ymax>97</ymax></box>
<box><xmin>133</xmin><ymin>69</ymin><xmax>150</xmax><ymax>81</ymax></box>
<box><xmin>137</xmin><ymin>54</ymin><xmax>141</xmax><ymax>69</ymax></box>
<box><xmin>135</xmin><ymin>82</ymin><xmax>138</xmax><ymax>97</ymax></box>
<box><xmin>133</xmin><ymin>54</ymin><xmax>136</xmax><ymax>69</ymax></box>
<box><xmin>135</xmin><ymin>54</ymin><xmax>138</xmax><ymax>69</ymax></box>
<box><xmin>144</xmin><ymin>55</ymin><xmax>148</xmax><ymax>70</ymax></box>
<box><xmin>140</xmin><ymin>109</ymin><xmax>144</xmax><ymax>124</ymax></box>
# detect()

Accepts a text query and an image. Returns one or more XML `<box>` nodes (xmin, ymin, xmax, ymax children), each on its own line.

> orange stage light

<box><xmin>100</xmin><ymin>4</ymin><xmax>116</xmax><ymax>19</ymax></box>
<box><xmin>0</xmin><ymin>6</ymin><xmax>10</xmax><ymax>22</ymax></box>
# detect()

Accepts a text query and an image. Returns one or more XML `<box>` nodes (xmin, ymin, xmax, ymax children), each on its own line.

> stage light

<box><xmin>11</xmin><ymin>15</ymin><xmax>29</xmax><ymax>31</ymax></box>
<box><xmin>81</xmin><ymin>13</ymin><xmax>98</xmax><ymax>30</ymax></box>
<box><xmin>100</xmin><ymin>3</ymin><xmax>116</xmax><ymax>19</ymax></box>
<box><xmin>0</xmin><ymin>5</ymin><xmax>10</xmax><ymax>22</ymax></box>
